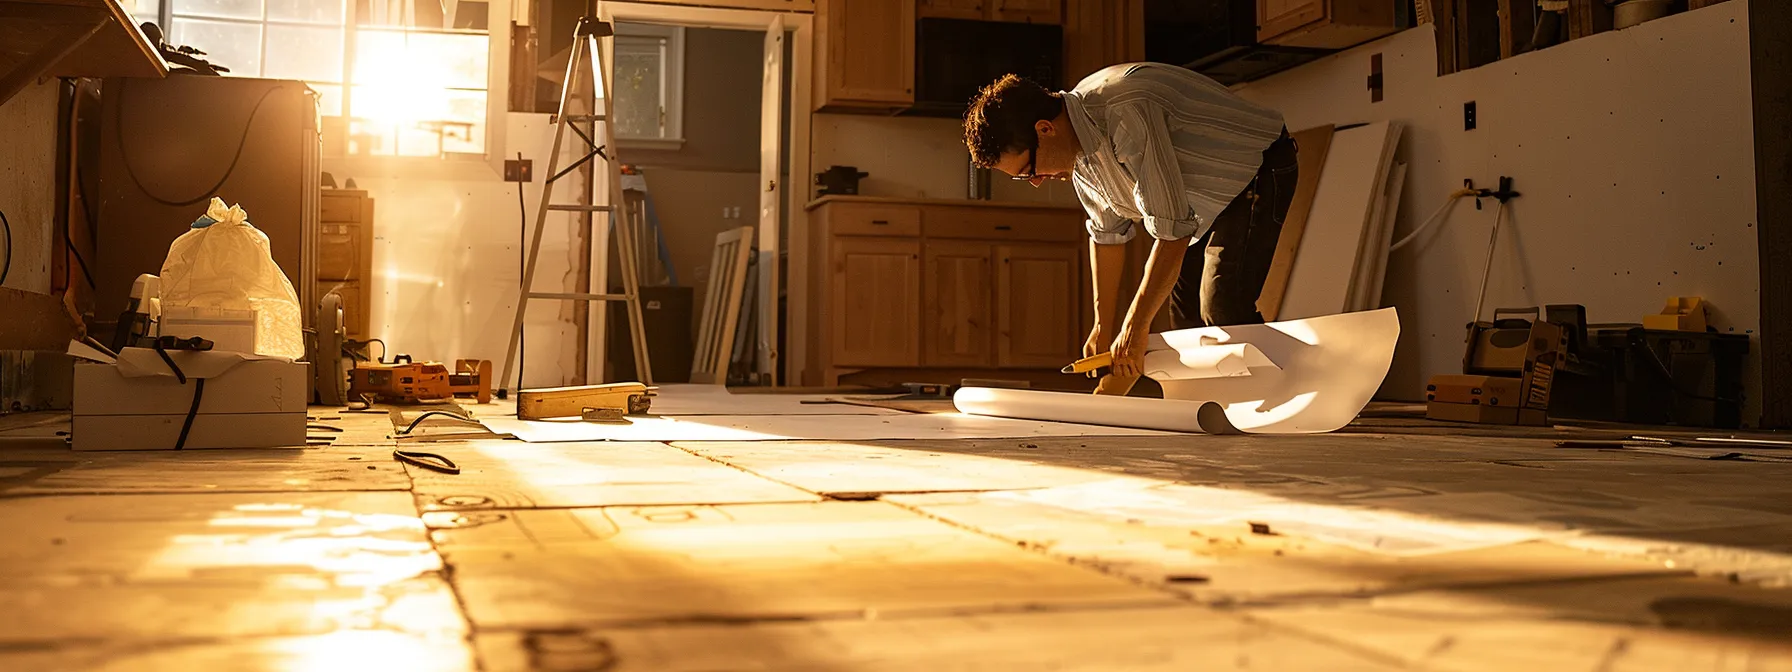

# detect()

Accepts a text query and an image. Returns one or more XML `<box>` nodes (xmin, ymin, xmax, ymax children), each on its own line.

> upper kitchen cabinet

<box><xmin>919</xmin><ymin>0</ymin><xmax>986</xmax><ymax>19</ymax></box>
<box><xmin>815</xmin><ymin>0</ymin><xmax>917</xmax><ymax>113</ymax></box>
<box><xmin>920</xmin><ymin>0</ymin><xmax>1061</xmax><ymax>23</ymax></box>
<box><xmin>1258</xmin><ymin>0</ymin><xmax>1400</xmax><ymax>49</ymax></box>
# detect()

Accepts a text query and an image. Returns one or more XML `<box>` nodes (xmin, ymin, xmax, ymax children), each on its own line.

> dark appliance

<box><xmin>908</xmin><ymin>18</ymin><xmax>1062</xmax><ymax>118</ymax></box>
<box><xmin>815</xmin><ymin>165</ymin><xmax>868</xmax><ymax>196</ymax></box>
<box><xmin>607</xmin><ymin>285</ymin><xmax>696</xmax><ymax>383</ymax></box>
<box><xmin>1145</xmin><ymin>0</ymin><xmax>1334</xmax><ymax>86</ymax></box>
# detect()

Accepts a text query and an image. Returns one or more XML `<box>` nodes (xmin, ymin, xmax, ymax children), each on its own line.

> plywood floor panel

<box><xmin>474</xmin><ymin>606</ymin><xmax>1402</xmax><ymax>671</ymax></box>
<box><xmin>0</xmin><ymin>444</ymin><xmax>409</xmax><ymax>495</ymax></box>
<box><xmin>672</xmin><ymin>441</ymin><xmax>1121</xmax><ymax>495</ymax></box>
<box><xmin>404</xmin><ymin>440</ymin><xmax>821</xmax><ymax>511</ymax></box>
<box><xmin>431</xmin><ymin>501</ymin><xmax>1177</xmax><ymax>630</ymax></box>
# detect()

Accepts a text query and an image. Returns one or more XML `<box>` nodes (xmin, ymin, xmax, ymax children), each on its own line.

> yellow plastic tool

<box><xmin>1061</xmin><ymin>352</ymin><xmax>1113</xmax><ymax>377</ymax></box>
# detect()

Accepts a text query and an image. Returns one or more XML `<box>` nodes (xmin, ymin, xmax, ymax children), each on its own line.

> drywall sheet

<box><xmin>472</xmin><ymin>606</ymin><xmax>1395</xmax><ymax>672</ymax></box>
<box><xmin>1356</xmin><ymin>161</ymin><xmax>1409</xmax><ymax>311</ymax></box>
<box><xmin>955</xmin><ymin>308</ymin><xmax>1400</xmax><ymax>434</ymax></box>
<box><xmin>1279</xmin><ymin>122</ymin><xmax>1398</xmax><ymax>320</ymax></box>
<box><xmin>0</xmin><ymin>491</ymin><xmax>462</xmax><ymax>643</ymax></box>
<box><xmin>647</xmin><ymin>384</ymin><xmax>901</xmax><ymax>416</ymax></box>
<box><xmin>431</xmin><ymin>501</ymin><xmax>1175</xmax><ymax>629</ymax></box>
<box><xmin>672</xmin><ymin>441</ymin><xmax>1120</xmax><ymax>495</ymax></box>
<box><xmin>480</xmin><ymin>412</ymin><xmax>1170</xmax><ymax>443</ymax></box>
<box><xmin>1234</xmin><ymin>6</ymin><xmax>1762</xmax><ymax>418</ymax></box>
<box><xmin>404</xmin><ymin>440</ymin><xmax>819</xmax><ymax>511</ymax></box>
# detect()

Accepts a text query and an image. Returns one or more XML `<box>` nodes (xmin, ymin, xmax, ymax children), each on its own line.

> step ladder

<box><xmin>498</xmin><ymin>14</ymin><xmax>653</xmax><ymax>396</ymax></box>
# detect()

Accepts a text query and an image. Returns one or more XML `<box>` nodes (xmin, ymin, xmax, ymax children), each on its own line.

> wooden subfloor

<box><xmin>3</xmin><ymin>388</ymin><xmax>1791</xmax><ymax>670</ymax></box>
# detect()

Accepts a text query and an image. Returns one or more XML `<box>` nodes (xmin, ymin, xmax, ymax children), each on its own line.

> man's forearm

<box><xmin>1090</xmin><ymin>239</ymin><xmax>1127</xmax><ymax>328</ymax></box>
<box><xmin>1121</xmin><ymin>239</ymin><xmax>1189</xmax><ymax>335</ymax></box>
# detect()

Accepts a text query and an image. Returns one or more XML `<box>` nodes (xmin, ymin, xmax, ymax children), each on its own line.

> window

<box><xmin>140</xmin><ymin>0</ymin><xmax>492</xmax><ymax>158</ymax></box>
<box><xmin>612</xmin><ymin>23</ymin><xmax>684</xmax><ymax>147</ymax></box>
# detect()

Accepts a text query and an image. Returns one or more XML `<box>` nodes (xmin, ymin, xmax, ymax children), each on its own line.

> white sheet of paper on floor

<box><xmin>481</xmin><ymin>412</ymin><xmax>1171</xmax><ymax>444</ymax></box>
<box><xmin>955</xmin><ymin>308</ymin><xmax>1399</xmax><ymax>435</ymax></box>
<box><xmin>646</xmin><ymin>384</ymin><xmax>901</xmax><ymax>416</ymax></box>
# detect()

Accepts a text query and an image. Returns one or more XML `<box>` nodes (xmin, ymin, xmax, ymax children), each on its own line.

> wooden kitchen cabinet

<box><xmin>806</xmin><ymin>197</ymin><xmax>1087</xmax><ymax>386</ymax></box>
<box><xmin>1258</xmin><ymin>0</ymin><xmax>1400</xmax><ymax>49</ymax></box>
<box><xmin>922</xmin><ymin>0</ymin><xmax>1061</xmax><ymax>22</ymax></box>
<box><xmin>815</xmin><ymin>0</ymin><xmax>916</xmax><ymax>112</ymax></box>
<box><xmin>923</xmin><ymin>241</ymin><xmax>994</xmax><ymax>367</ymax></box>
<box><xmin>918</xmin><ymin>0</ymin><xmax>984</xmax><ymax>19</ymax></box>
<box><xmin>317</xmin><ymin>189</ymin><xmax>374</xmax><ymax>339</ymax></box>
<box><xmin>830</xmin><ymin>236</ymin><xmax>923</xmax><ymax>367</ymax></box>
<box><xmin>991</xmin><ymin>0</ymin><xmax>1061</xmax><ymax>23</ymax></box>
<box><xmin>996</xmin><ymin>243</ymin><xmax>1080</xmax><ymax>367</ymax></box>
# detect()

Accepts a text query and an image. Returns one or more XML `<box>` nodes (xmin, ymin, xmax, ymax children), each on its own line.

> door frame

<box><xmin>598</xmin><ymin>1</ymin><xmax>813</xmax><ymax>387</ymax></box>
<box><xmin>1753</xmin><ymin>0</ymin><xmax>1791</xmax><ymax>428</ymax></box>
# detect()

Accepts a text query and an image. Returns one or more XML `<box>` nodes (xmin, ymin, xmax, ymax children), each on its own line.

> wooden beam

<box><xmin>1567</xmin><ymin>0</ymin><xmax>1610</xmax><ymax>40</ymax></box>
<box><xmin>1431</xmin><ymin>0</ymin><xmax>1459</xmax><ymax>76</ymax></box>
<box><xmin>1498</xmin><ymin>0</ymin><xmax>1535</xmax><ymax>58</ymax></box>
<box><xmin>0</xmin><ymin>288</ymin><xmax>81</xmax><ymax>351</ymax></box>
<box><xmin>1752</xmin><ymin>0</ymin><xmax>1792</xmax><ymax>427</ymax></box>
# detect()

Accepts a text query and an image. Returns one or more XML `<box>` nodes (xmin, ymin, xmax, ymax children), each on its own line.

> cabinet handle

<box><xmin>995</xmin><ymin>225</ymin><xmax>1013</xmax><ymax>231</ymax></box>
<box><xmin>871</xmin><ymin>219</ymin><xmax>890</xmax><ymax>225</ymax></box>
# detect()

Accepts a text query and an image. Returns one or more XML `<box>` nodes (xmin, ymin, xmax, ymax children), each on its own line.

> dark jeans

<box><xmin>1167</xmin><ymin>129</ymin><xmax>1300</xmax><ymax>329</ymax></box>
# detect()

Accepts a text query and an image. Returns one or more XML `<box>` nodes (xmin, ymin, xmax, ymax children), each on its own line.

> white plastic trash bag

<box><xmin>158</xmin><ymin>197</ymin><xmax>304</xmax><ymax>359</ymax></box>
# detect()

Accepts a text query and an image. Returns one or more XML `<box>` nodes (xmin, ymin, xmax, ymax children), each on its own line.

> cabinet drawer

<box><xmin>829</xmin><ymin>204</ymin><xmax>922</xmax><ymax>237</ymax></box>
<box><xmin>318</xmin><ymin>223</ymin><xmax>363</xmax><ymax>281</ymax></box>
<box><xmin>320</xmin><ymin>194</ymin><xmax>364</xmax><ymax>223</ymax></box>
<box><xmin>923</xmin><ymin>206</ymin><xmax>1082</xmax><ymax>243</ymax></box>
<box><xmin>318</xmin><ymin>279</ymin><xmax>369</xmax><ymax>339</ymax></box>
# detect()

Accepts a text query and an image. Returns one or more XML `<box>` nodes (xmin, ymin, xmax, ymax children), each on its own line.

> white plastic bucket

<box><xmin>160</xmin><ymin>306</ymin><xmax>258</xmax><ymax>354</ymax></box>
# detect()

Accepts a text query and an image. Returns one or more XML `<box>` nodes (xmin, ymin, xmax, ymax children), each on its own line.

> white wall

<box><xmin>1234</xmin><ymin>2</ymin><xmax>1762</xmax><ymax>423</ymax></box>
<box><xmin>811</xmin><ymin>113</ymin><xmax>1078</xmax><ymax>205</ymax></box>
<box><xmin>325</xmin><ymin>112</ymin><xmax>598</xmax><ymax>389</ymax></box>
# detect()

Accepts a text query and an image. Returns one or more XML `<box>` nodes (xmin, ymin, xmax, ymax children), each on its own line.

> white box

<box><xmin>71</xmin><ymin>347</ymin><xmax>309</xmax><ymax>451</ymax></box>
<box><xmin>159</xmin><ymin>306</ymin><xmax>258</xmax><ymax>354</ymax></box>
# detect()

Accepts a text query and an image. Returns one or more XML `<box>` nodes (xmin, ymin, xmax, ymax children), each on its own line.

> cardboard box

<box><xmin>71</xmin><ymin>346</ymin><xmax>309</xmax><ymax>450</ymax></box>
<box><xmin>1425</xmin><ymin>401</ymin><xmax>1548</xmax><ymax>426</ymax></box>
<box><xmin>1425</xmin><ymin>374</ymin><xmax>1524</xmax><ymax>407</ymax></box>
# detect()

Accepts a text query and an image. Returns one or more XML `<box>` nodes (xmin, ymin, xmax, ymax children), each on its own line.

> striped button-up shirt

<box><xmin>1064</xmin><ymin>63</ymin><xmax>1287</xmax><ymax>245</ymax></box>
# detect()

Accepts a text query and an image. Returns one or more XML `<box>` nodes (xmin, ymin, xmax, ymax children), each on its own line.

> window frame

<box><xmin>611</xmin><ymin>22</ymin><xmax>686</xmax><ymax>151</ymax></box>
<box><xmin>153</xmin><ymin>0</ymin><xmax>497</xmax><ymax>163</ymax></box>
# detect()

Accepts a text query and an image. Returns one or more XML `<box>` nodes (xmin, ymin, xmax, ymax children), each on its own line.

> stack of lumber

<box><xmin>1258</xmin><ymin>122</ymin><xmax>1408</xmax><ymax>321</ymax></box>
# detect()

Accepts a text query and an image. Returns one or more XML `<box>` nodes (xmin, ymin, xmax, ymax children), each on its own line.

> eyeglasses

<box><xmin>1011</xmin><ymin>146</ymin><xmax>1038</xmax><ymax>181</ymax></box>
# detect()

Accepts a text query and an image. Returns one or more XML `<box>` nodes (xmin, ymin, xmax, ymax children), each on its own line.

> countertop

<box><xmin>805</xmin><ymin>194</ymin><xmax>1082</xmax><ymax>212</ymax></box>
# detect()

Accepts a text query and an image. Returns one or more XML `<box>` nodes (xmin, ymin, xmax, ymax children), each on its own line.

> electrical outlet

<box><xmin>504</xmin><ymin>158</ymin><xmax>533</xmax><ymax>182</ymax></box>
<box><xmin>1464</xmin><ymin>101</ymin><xmax>1477</xmax><ymax>131</ymax></box>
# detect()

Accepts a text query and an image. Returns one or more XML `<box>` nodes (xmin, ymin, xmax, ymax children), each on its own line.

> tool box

<box><xmin>1549</xmin><ymin>326</ymin><xmax>1748</xmax><ymax>428</ymax></box>
<box><xmin>1425</xmin><ymin>306</ymin><xmax>1570</xmax><ymax>427</ymax></box>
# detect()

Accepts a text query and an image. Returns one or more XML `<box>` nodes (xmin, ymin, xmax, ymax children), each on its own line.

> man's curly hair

<box><xmin>963</xmin><ymin>74</ymin><xmax>1063</xmax><ymax>169</ymax></box>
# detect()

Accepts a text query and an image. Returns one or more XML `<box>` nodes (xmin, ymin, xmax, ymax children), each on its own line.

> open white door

<box><xmin>756</xmin><ymin>15</ymin><xmax>786</xmax><ymax>385</ymax></box>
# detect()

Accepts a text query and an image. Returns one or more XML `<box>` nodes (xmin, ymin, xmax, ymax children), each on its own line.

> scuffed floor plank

<box><xmin>0</xmin><ymin>491</ymin><xmax>463</xmax><ymax>644</ymax></box>
<box><xmin>0</xmin><ymin>630</ymin><xmax>474</xmax><ymax>672</ymax></box>
<box><xmin>405</xmin><ymin>440</ymin><xmax>821</xmax><ymax>511</ymax></box>
<box><xmin>430</xmin><ymin>501</ymin><xmax>1177</xmax><ymax>630</ymax></box>
<box><xmin>1249</xmin><ymin>576</ymin><xmax>1792</xmax><ymax>670</ymax></box>
<box><xmin>672</xmin><ymin>441</ymin><xmax>1121</xmax><ymax>495</ymax></box>
<box><xmin>888</xmin><ymin>490</ymin><xmax>1678</xmax><ymax>603</ymax></box>
<box><xmin>474</xmin><ymin>606</ymin><xmax>1402</xmax><ymax>671</ymax></box>
<box><xmin>0</xmin><ymin>445</ymin><xmax>409</xmax><ymax>495</ymax></box>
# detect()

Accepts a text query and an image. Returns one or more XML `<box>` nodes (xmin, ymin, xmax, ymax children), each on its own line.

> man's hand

<box><xmin>1108</xmin><ymin>325</ymin><xmax>1150</xmax><ymax>380</ymax></box>
<box><xmin>1083</xmin><ymin>324</ymin><xmax>1113</xmax><ymax>360</ymax></box>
